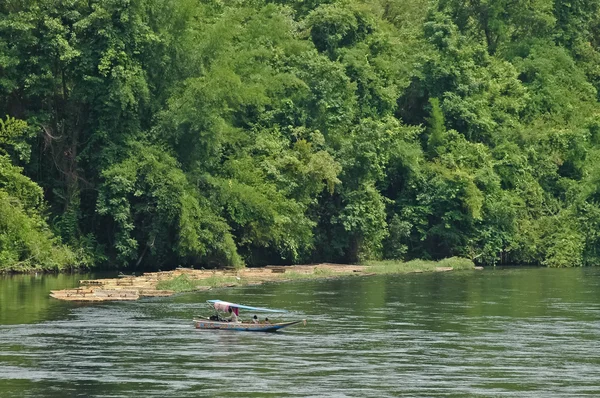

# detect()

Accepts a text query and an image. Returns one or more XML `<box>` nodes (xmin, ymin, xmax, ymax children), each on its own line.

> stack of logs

<box><xmin>49</xmin><ymin>264</ymin><xmax>368</xmax><ymax>302</ymax></box>
<box><xmin>50</xmin><ymin>274</ymin><xmax>176</xmax><ymax>302</ymax></box>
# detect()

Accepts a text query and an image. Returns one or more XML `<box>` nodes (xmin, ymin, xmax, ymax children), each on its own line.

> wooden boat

<box><xmin>193</xmin><ymin>318</ymin><xmax>304</xmax><ymax>332</ymax></box>
<box><xmin>194</xmin><ymin>299</ymin><xmax>306</xmax><ymax>332</ymax></box>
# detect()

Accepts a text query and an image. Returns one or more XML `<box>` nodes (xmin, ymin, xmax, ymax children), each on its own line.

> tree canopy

<box><xmin>2</xmin><ymin>0</ymin><xmax>600</xmax><ymax>271</ymax></box>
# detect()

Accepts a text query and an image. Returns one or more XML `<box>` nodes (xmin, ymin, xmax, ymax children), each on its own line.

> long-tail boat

<box><xmin>193</xmin><ymin>299</ymin><xmax>306</xmax><ymax>332</ymax></box>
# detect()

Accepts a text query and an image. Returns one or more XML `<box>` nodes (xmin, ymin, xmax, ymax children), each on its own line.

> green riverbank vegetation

<box><xmin>156</xmin><ymin>274</ymin><xmax>241</xmax><ymax>291</ymax></box>
<box><xmin>367</xmin><ymin>257</ymin><xmax>475</xmax><ymax>274</ymax></box>
<box><xmin>154</xmin><ymin>269</ymin><xmax>337</xmax><ymax>292</ymax></box>
<box><xmin>3</xmin><ymin>0</ymin><xmax>600</xmax><ymax>272</ymax></box>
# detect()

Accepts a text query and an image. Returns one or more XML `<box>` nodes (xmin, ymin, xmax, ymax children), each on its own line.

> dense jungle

<box><xmin>2</xmin><ymin>0</ymin><xmax>600</xmax><ymax>272</ymax></box>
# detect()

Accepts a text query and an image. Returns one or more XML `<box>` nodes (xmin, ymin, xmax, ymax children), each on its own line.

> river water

<box><xmin>1</xmin><ymin>267</ymin><xmax>600</xmax><ymax>397</ymax></box>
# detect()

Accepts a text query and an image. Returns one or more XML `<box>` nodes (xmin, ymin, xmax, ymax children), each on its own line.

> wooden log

<box><xmin>79</xmin><ymin>280</ymin><xmax>103</xmax><ymax>285</ymax></box>
<box><xmin>265</xmin><ymin>266</ymin><xmax>286</xmax><ymax>273</ymax></box>
<box><xmin>138</xmin><ymin>289</ymin><xmax>175</xmax><ymax>297</ymax></box>
<box><xmin>94</xmin><ymin>289</ymin><xmax>139</xmax><ymax>297</ymax></box>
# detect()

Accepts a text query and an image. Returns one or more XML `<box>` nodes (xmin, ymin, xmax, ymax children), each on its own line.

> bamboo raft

<box><xmin>49</xmin><ymin>264</ymin><xmax>369</xmax><ymax>302</ymax></box>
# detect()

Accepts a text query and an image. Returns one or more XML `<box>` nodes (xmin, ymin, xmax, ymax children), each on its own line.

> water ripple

<box><xmin>2</xmin><ymin>268</ymin><xmax>600</xmax><ymax>396</ymax></box>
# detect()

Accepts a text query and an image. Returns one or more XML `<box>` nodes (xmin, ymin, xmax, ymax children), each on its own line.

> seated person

<box><xmin>252</xmin><ymin>315</ymin><xmax>259</xmax><ymax>324</ymax></box>
<box><xmin>264</xmin><ymin>317</ymin><xmax>270</xmax><ymax>324</ymax></box>
<box><xmin>227</xmin><ymin>307</ymin><xmax>239</xmax><ymax>323</ymax></box>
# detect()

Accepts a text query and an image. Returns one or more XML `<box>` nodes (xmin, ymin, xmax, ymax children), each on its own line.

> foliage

<box><xmin>437</xmin><ymin>256</ymin><xmax>476</xmax><ymax>269</ymax></box>
<box><xmin>153</xmin><ymin>273</ymin><xmax>244</xmax><ymax>292</ymax></box>
<box><xmin>366</xmin><ymin>257</ymin><xmax>474</xmax><ymax>274</ymax></box>
<box><xmin>0</xmin><ymin>117</ymin><xmax>75</xmax><ymax>271</ymax></box>
<box><xmin>3</xmin><ymin>0</ymin><xmax>600</xmax><ymax>271</ymax></box>
<box><xmin>96</xmin><ymin>142</ymin><xmax>241</xmax><ymax>269</ymax></box>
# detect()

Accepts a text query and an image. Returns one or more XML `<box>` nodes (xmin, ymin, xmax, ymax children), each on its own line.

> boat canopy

<box><xmin>207</xmin><ymin>299</ymin><xmax>288</xmax><ymax>313</ymax></box>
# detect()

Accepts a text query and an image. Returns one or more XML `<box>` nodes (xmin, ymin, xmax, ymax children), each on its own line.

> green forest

<box><xmin>2</xmin><ymin>0</ymin><xmax>600</xmax><ymax>272</ymax></box>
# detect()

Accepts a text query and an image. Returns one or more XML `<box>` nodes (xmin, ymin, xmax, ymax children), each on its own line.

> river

<box><xmin>1</xmin><ymin>267</ymin><xmax>600</xmax><ymax>397</ymax></box>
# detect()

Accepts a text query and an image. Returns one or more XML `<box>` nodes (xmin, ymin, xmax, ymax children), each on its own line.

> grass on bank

<box><xmin>155</xmin><ymin>267</ymin><xmax>337</xmax><ymax>292</ymax></box>
<box><xmin>155</xmin><ymin>257</ymin><xmax>475</xmax><ymax>293</ymax></box>
<box><xmin>366</xmin><ymin>257</ymin><xmax>475</xmax><ymax>274</ymax></box>
<box><xmin>156</xmin><ymin>274</ymin><xmax>247</xmax><ymax>291</ymax></box>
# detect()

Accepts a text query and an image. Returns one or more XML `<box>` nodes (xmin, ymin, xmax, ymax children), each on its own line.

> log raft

<box><xmin>49</xmin><ymin>264</ymin><xmax>369</xmax><ymax>302</ymax></box>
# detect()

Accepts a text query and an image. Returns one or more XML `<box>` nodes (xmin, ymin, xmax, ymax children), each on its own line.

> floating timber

<box><xmin>50</xmin><ymin>289</ymin><xmax>140</xmax><ymax>301</ymax></box>
<box><xmin>48</xmin><ymin>263</ymin><xmax>378</xmax><ymax>302</ymax></box>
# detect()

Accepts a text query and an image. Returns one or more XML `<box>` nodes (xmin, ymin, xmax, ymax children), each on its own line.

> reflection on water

<box><xmin>0</xmin><ymin>273</ymin><xmax>109</xmax><ymax>325</ymax></box>
<box><xmin>1</xmin><ymin>268</ymin><xmax>600</xmax><ymax>396</ymax></box>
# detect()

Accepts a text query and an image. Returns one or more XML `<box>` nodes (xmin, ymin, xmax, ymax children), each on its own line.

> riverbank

<box><xmin>48</xmin><ymin>257</ymin><xmax>477</xmax><ymax>301</ymax></box>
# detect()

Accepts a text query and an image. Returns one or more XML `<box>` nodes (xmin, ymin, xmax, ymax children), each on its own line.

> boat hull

<box><xmin>193</xmin><ymin>318</ymin><xmax>303</xmax><ymax>332</ymax></box>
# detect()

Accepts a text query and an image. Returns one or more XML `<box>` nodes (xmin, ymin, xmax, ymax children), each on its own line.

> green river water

<box><xmin>1</xmin><ymin>267</ymin><xmax>600</xmax><ymax>397</ymax></box>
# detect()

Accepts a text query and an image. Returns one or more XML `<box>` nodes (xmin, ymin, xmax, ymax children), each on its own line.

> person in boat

<box><xmin>264</xmin><ymin>317</ymin><xmax>270</xmax><ymax>324</ymax></box>
<box><xmin>227</xmin><ymin>307</ymin><xmax>239</xmax><ymax>323</ymax></box>
<box><xmin>252</xmin><ymin>315</ymin><xmax>259</xmax><ymax>324</ymax></box>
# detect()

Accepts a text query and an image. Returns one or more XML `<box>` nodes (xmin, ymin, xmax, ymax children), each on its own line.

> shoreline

<box><xmin>49</xmin><ymin>258</ymin><xmax>478</xmax><ymax>302</ymax></box>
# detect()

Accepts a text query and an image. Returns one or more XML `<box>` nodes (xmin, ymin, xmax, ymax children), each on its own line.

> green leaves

<box><xmin>3</xmin><ymin>0</ymin><xmax>600</xmax><ymax>270</ymax></box>
<box><xmin>307</xmin><ymin>2</ymin><xmax>375</xmax><ymax>57</ymax></box>
<box><xmin>97</xmin><ymin>142</ymin><xmax>241</xmax><ymax>268</ymax></box>
<box><xmin>0</xmin><ymin>117</ymin><xmax>75</xmax><ymax>271</ymax></box>
<box><xmin>0</xmin><ymin>116</ymin><xmax>32</xmax><ymax>161</ymax></box>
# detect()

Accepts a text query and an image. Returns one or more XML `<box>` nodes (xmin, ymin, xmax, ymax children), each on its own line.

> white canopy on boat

<box><xmin>207</xmin><ymin>299</ymin><xmax>288</xmax><ymax>313</ymax></box>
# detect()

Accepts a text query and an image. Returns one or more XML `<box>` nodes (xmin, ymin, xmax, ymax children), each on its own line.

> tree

<box><xmin>0</xmin><ymin>116</ymin><xmax>74</xmax><ymax>271</ymax></box>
